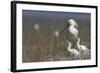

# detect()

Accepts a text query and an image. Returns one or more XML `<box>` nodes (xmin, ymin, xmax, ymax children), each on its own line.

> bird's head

<box><xmin>67</xmin><ymin>19</ymin><xmax>79</xmax><ymax>28</ymax></box>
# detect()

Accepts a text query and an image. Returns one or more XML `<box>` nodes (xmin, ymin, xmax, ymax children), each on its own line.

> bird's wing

<box><xmin>81</xmin><ymin>45</ymin><xmax>88</xmax><ymax>50</ymax></box>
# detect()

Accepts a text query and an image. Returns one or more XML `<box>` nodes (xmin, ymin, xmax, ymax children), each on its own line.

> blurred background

<box><xmin>22</xmin><ymin>10</ymin><xmax>91</xmax><ymax>63</ymax></box>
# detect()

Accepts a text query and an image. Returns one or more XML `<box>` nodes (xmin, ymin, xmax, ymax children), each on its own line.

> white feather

<box><xmin>66</xmin><ymin>40</ymin><xmax>80</xmax><ymax>56</ymax></box>
<box><xmin>76</xmin><ymin>38</ymin><xmax>89</xmax><ymax>53</ymax></box>
<box><xmin>66</xmin><ymin>19</ymin><xmax>79</xmax><ymax>48</ymax></box>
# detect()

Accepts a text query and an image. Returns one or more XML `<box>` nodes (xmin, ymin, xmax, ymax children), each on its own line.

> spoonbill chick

<box><xmin>76</xmin><ymin>37</ymin><xmax>89</xmax><ymax>53</ymax></box>
<box><xmin>66</xmin><ymin>40</ymin><xmax>80</xmax><ymax>57</ymax></box>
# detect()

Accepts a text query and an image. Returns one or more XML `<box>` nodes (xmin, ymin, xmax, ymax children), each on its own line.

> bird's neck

<box><xmin>68</xmin><ymin>25</ymin><xmax>75</xmax><ymax>30</ymax></box>
<box><xmin>68</xmin><ymin>43</ymin><xmax>71</xmax><ymax>51</ymax></box>
<box><xmin>70</xmin><ymin>25</ymin><xmax>75</xmax><ymax>27</ymax></box>
<box><xmin>69</xmin><ymin>25</ymin><xmax>78</xmax><ymax>29</ymax></box>
<box><xmin>76</xmin><ymin>40</ymin><xmax>81</xmax><ymax>49</ymax></box>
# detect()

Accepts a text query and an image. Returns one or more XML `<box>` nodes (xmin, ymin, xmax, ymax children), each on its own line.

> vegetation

<box><xmin>22</xmin><ymin>29</ymin><xmax>91</xmax><ymax>63</ymax></box>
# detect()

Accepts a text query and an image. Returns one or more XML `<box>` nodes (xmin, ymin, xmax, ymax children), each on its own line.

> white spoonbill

<box><xmin>66</xmin><ymin>19</ymin><xmax>79</xmax><ymax>48</ymax></box>
<box><xmin>66</xmin><ymin>40</ymin><xmax>80</xmax><ymax>57</ymax></box>
<box><xmin>76</xmin><ymin>37</ymin><xmax>89</xmax><ymax>53</ymax></box>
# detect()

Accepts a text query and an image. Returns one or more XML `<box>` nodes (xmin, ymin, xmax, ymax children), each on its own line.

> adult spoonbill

<box><xmin>76</xmin><ymin>37</ymin><xmax>89</xmax><ymax>53</ymax></box>
<box><xmin>66</xmin><ymin>40</ymin><xmax>80</xmax><ymax>57</ymax></box>
<box><xmin>66</xmin><ymin>19</ymin><xmax>79</xmax><ymax>48</ymax></box>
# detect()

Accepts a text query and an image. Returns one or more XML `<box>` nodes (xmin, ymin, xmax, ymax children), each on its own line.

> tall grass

<box><xmin>22</xmin><ymin>29</ymin><xmax>91</xmax><ymax>63</ymax></box>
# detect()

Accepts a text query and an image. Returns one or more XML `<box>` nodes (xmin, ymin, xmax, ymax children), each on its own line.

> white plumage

<box><xmin>66</xmin><ymin>40</ymin><xmax>80</xmax><ymax>56</ymax></box>
<box><xmin>76</xmin><ymin>38</ymin><xmax>89</xmax><ymax>53</ymax></box>
<box><xmin>66</xmin><ymin>19</ymin><xmax>79</xmax><ymax>48</ymax></box>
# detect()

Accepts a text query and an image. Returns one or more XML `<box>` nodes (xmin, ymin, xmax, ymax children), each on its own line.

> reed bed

<box><xmin>22</xmin><ymin>30</ymin><xmax>91</xmax><ymax>63</ymax></box>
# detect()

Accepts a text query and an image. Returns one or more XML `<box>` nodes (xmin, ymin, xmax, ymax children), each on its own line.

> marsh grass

<box><xmin>22</xmin><ymin>30</ymin><xmax>91</xmax><ymax>63</ymax></box>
